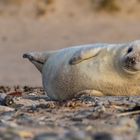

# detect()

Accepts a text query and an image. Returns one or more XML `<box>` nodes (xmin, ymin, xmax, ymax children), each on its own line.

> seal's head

<box><xmin>120</xmin><ymin>40</ymin><xmax>140</xmax><ymax>73</ymax></box>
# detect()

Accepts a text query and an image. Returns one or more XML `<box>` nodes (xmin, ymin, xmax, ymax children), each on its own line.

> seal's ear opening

<box><xmin>23</xmin><ymin>52</ymin><xmax>48</xmax><ymax>73</ymax></box>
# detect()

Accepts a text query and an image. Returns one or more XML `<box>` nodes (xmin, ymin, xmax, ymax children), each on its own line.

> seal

<box><xmin>23</xmin><ymin>40</ymin><xmax>140</xmax><ymax>100</ymax></box>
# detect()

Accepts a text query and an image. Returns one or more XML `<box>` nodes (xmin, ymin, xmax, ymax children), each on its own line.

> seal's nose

<box><xmin>23</xmin><ymin>53</ymin><xmax>33</xmax><ymax>60</ymax></box>
<box><xmin>126</xmin><ymin>56</ymin><xmax>136</xmax><ymax>66</ymax></box>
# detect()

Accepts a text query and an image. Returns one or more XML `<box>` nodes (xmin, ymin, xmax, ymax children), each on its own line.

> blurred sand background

<box><xmin>0</xmin><ymin>0</ymin><xmax>140</xmax><ymax>86</ymax></box>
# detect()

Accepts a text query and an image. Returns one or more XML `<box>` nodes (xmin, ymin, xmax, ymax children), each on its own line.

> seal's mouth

<box><xmin>124</xmin><ymin>56</ymin><xmax>136</xmax><ymax>68</ymax></box>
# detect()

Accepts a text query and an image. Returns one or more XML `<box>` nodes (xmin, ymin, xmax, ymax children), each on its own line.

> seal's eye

<box><xmin>127</xmin><ymin>47</ymin><xmax>133</xmax><ymax>54</ymax></box>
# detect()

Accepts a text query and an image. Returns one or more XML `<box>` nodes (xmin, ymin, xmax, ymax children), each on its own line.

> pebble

<box><xmin>63</xmin><ymin>131</ymin><xmax>92</xmax><ymax>140</ymax></box>
<box><xmin>34</xmin><ymin>132</ymin><xmax>58</xmax><ymax>140</ymax></box>
<box><xmin>136</xmin><ymin>116</ymin><xmax>140</xmax><ymax>129</ymax></box>
<box><xmin>0</xmin><ymin>86</ymin><xmax>140</xmax><ymax>140</ymax></box>
<box><xmin>0</xmin><ymin>132</ymin><xmax>20</xmax><ymax>140</ymax></box>
<box><xmin>94</xmin><ymin>132</ymin><xmax>113</xmax><ymax>140</ymax></box>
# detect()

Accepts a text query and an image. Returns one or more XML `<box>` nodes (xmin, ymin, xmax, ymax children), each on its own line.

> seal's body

<box><xmin>23</xmin><ymin>40</ymin><xmax>140</xmax><ymax>100</ymax></box>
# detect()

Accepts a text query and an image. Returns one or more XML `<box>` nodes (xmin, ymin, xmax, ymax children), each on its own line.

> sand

<box><xmin>0</xmin><ymin>86</ymin><xmax>140</xmax><ymax>140</ymax></box>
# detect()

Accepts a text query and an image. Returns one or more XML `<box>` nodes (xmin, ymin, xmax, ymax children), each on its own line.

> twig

<box><xmin>117</xmin><ymin>110</ymin><xmax>140</xmax><ymax>117</ymax></box>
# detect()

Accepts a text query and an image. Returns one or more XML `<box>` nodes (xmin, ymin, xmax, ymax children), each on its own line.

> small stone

<box><xmin>94</xmin><ymin>132</ymin><xmax>113</xmax><ymax>140</ymax></box>
<box><xmin>3</xmin><ymin>95</ymin><xmax>15</xmax><ymax>106</ymax></box>
<box><xmin>136</xmin><ymin>116</ymin><xmax>140</xmax><ymax>129</ymax></box>
<box><xmin>0</xmin><ymin>132</ymin><xmax>20</xmax><ymax>140</ymax></box>
<box><xmin>34</xmin><ymin>133</ymin><xmax>58</xmax><ymax>140</ymax></box>
<box><xmin>63</xmin><ymin>131</ymin><xmax>92</xmax><ymax>140</ymax></box>
<box><xmin>0</xmin><ymin>105</ymin><xmax>15</xmax><ymax>112</ymax></box>
<box><xmin>16</xmin><ymin>113</ymin><xmax>34</xmax><ymax>125</ymax></box>
<box><xmin>116</xmin><ymin>118</ymin><xmax>138</xmax><ymax>133</ymax></box>
<box><xmin>0</xmin><ymin>111</ymin><xmax>15</xmax><ymax>121</ymax></box>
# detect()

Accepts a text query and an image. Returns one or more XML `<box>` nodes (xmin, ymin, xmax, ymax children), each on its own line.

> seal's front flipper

<box><xmin>23</xmin><ymin>51</ymin><xmax>52</xmax><ymax>73</ymax></box>
<box><xmin>78</xmin><ymin>90</ymin><xmax>104</xmax><ymax>97</ymax></box>
<box><xmin>69</xmin><ymin>47</ymin><xmax>101</xmax><ymax>65</ymax></box>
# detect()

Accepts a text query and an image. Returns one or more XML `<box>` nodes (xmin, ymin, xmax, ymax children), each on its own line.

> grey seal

<box><xmin>23</xmin><ymin>40</ymin><xmax>140</xmax><ymax>100</ymax></box>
